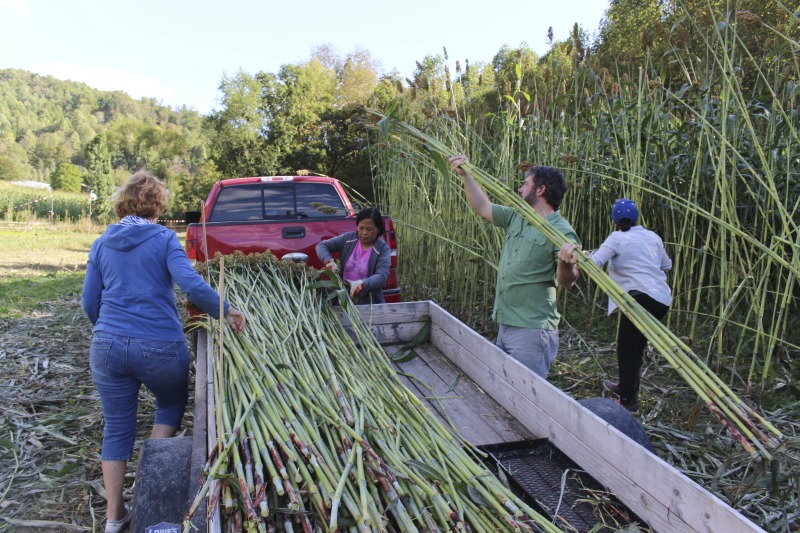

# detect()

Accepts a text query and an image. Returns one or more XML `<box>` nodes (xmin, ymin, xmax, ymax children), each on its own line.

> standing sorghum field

<box><xmin>366</xmin><ymin>12</ymin><xmax>800</xmax><ymax>531</ymax></box>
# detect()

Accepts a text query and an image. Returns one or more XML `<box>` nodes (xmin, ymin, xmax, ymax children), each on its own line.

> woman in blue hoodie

<box><xmin>82</xmin><ymin>171</ymin><xmax>245</xmax><ymax>533</ymax></box>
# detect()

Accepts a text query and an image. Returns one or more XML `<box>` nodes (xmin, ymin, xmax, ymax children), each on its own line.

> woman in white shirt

<box><xmin>589</xmin><ymin>198</ymin><xmax>672</xmax><ymax>412</ymax></box>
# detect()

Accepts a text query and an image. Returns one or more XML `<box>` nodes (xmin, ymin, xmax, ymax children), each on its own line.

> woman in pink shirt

<box><xmin>316</xmin><ymin>207</ymin><xmax>391</xmax><ymax>304</ymax></box>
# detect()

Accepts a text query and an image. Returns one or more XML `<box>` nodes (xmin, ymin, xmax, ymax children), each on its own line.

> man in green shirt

<box><xmin>448</xmin><ymin>155</ymin><xmax>581</xmax><ymax>378</ymax></box>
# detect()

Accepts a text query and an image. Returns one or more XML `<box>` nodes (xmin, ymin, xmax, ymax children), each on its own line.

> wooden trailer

<box><xmin>132</xmin><ymin>300</ymin><xmax>763</xmax><ymax>533</ymax></box>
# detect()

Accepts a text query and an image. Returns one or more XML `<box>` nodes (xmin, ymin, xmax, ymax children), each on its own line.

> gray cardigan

<box><xmin>315</xmin><ymin>231</ymin><xmax>391</xmax><ymax>304</ymax></box>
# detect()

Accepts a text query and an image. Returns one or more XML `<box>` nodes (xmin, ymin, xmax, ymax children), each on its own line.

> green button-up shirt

<box><xmin>491</xmin><ymin>204</ymin><xmax>580</xmax><ymax>330</ymax></box>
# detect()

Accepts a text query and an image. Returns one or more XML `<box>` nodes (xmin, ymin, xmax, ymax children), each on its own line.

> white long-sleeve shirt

<box><xmin>589</xmin><ymin>225</ymin><xmax>672</xmax><ymax>315</ymax></box>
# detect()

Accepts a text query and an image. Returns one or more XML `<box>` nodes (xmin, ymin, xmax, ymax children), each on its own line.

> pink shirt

<box><xmin>344</xmin><ymin>244</ymin><xmax>372</xmax><ymax>282</ymax></box>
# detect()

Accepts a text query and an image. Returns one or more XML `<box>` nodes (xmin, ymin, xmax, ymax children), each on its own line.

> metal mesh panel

<box><xmin>481</xmin><ymin>440</ymin><xmax>646</xmax><ymax>532</ymax></box>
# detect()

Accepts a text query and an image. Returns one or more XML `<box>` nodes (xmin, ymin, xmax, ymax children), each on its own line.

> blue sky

<box><xmin>1</xmin><ymin>0</ymin><xmax>610</xmax><ymax>115</ymax></box>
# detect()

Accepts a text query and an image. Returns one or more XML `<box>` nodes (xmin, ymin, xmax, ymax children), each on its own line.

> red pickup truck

<box><xmin>184</xmin><ymin>175</ymin><xmax>400</xmax><ymax>302</ymax></box>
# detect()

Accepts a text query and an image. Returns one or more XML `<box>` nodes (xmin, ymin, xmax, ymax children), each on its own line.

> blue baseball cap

<box><xmin>612</xmin><ymin>198</ymin><xmax>639</xmax><ymax>224</ymax></box>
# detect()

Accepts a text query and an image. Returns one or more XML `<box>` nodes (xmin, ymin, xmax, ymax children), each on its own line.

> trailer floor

<box><xmin>387</xmin><ymin>342</ymin><xmax>646</xmax><ymax>532</ymax></box>
<box><xmin>388</xmin><ymin>341</ymin><xmax>534</xmax><ymax>446</ymax></box>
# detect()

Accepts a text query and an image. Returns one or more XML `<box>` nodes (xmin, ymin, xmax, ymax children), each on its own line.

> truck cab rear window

<box><xmin>209</xmin><ymin>182</ymin><xmax>348</xmax><ymax>222</ymax></box>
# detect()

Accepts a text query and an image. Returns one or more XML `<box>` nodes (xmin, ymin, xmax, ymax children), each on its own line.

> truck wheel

<box><xmin>578</xmin><ymin>397</ymin><xmax>655</xmax><ymax>453</ymax></box>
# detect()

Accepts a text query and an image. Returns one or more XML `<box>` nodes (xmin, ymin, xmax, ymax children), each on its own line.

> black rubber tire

<box><xmin>578</xmin><ymin>397</ymin><xmax>655</xmax><ymax>453</ymax></box>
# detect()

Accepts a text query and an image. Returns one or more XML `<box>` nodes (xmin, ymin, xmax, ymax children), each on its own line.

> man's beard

<box><xmin>522</xmin><ymin>191</ymin><xmax>537</xmax><ymax>207</ymax></box>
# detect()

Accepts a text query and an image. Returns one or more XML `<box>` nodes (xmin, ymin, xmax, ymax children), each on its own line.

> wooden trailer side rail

<box><xmin>349</xmin><ymin>301</ymin><xmax>762</xmax><ymax>533</ymax></box>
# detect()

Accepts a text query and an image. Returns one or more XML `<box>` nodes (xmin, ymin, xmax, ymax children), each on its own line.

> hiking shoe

<box><xmin>105</xmin><ymin>504</ymin><xmax>131</xmax><ymax>533</ymax></box>
<box><xmin>602</xmin><ymin>380</ymin><xmax>621</xmax><ymax>396</ymax></box>
<box><xmin>604</xmin><ymin>381</ymin><xmax>638</xmax><ymax>412</ymax></box>
<box><xmin>617</xmin><ymin>398</ymin><xmax>639</xmax><ymax>413</ymax></box>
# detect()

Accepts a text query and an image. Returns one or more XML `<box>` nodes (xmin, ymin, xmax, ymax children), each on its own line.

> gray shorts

<box><xmin>495</xmin><ymin>324</ymin><xmax>559</xmax><ymax>379</ymax></box>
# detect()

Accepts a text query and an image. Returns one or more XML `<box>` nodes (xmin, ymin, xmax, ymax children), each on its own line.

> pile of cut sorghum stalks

<box><xmin>184</xmin><ymin>252</ymin><xmax>563</xmax><ymax>533</ymax></box>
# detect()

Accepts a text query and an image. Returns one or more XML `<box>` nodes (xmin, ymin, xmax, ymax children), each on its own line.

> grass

<box><xmin>0</xmin><ymin>224</ymin><xmax>100</xmax><ymax>318</ymax></box>
<box><xmin>0</xmin><ymin>274</ymin><xmax>86</xmax><ymax>318</ymax></box>
<box><xmin>0</xmin><ymin>222</ymin><xmax>187</xmax><ymax>319</ymax></box>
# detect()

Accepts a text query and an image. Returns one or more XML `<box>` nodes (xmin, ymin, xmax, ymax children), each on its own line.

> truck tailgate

<box><xmin>189</xmin><ymin>218</ymin><xmax>355</xmax><ymax>267</ymax></box>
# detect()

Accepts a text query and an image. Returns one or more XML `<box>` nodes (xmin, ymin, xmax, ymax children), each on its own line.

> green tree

<box><xmin>335</xmin><ymin>48</ymin><xmax>380</xmax><ymax>108</ymax></box>
<box><xmin>371</xmin><ymin>74</ymin><xmax>405</xmax><ymax>109</ymax></box>
<box><xmin>317</xmin><ymin>104</ymin><xmax>374</xmax><ymax>194</ymax></box>
<box><xmin>0</xmin><ymin>135</ymin><xmax>33</xmax><ymax>181</ymax></box>
<box><xmin>492</xmin><ymin>45</ymin><xmax>538</xmax><ymax>99</ymax></box>
<box><xmin>106</xmin><ymin>117</ymin><xmax>151</xmax><ymax>170</ymax></box>
<box><xmin>262</xmin><ymin>59</ymin><xmax>338</xmax><ymax>174</ymax></box>
<box><xmin>85</xmin><ymin>135</ymin><xmax>114</xmax><ymax>220</ymax></box>
<box><xmin>448</xmin><ymin>59</ymin><xmax>495</xmax><ymax>110</ymax></box>
<box><xmin>488</xmin><ymin>45</ymin><xmax>544</xmax><ymax>117</ymax></box>
<box><xmin>205</xmin><ymin>70</ymin><xmax>275</xmax><ymax>178</ymax></box>
<box><xmin>168</xmin><ymin>159</ymin><xmax>221</xmax><ymax>216</ymax></box>
<box><xmin>594</xmin><ymin>0</ymin><xmax>665</xmax><ymax>68</ymax></box>
<box><xmin>32</xmin><ymin>131</ymin><xmax>71</xmax><ymax>173</ymax></box>
<box><xmin>50</xmin><ymin>163</ymin><xmax>82</xmax><ymax>192</ymax></box>
<box><xmin>405</xmin><ymin>54</ymin><xmax>452</xmax><ymax>117</ymax></box>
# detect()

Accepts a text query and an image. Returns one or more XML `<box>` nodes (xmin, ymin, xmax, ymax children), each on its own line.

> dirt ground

<box><xmin>0</xmin><ymin>294</ymin><xmax>195</xmax><ymax>532</ymax></box>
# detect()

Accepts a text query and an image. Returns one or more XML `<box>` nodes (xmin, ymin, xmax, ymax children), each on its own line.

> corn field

<box><xmin>0</xmin><ymin>181</ymin><xmax>91</xmax><ymax>222</ymax></box>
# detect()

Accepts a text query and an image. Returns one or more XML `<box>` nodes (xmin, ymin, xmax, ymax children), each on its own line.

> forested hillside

<box><xmin>0</xmin><ymin>69</ymin><xmax>211</xmax><ymax>218</ymax></box>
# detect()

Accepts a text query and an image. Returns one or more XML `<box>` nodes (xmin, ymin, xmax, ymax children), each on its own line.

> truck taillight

<box><xmin>386</xmin><ymin>269</ymin><xmax>398</xmax><ymax>290</ymax></box>
<box><xmin>383</xmin><ymin>223</ymin><xmax>398</xmax><ymax>270</ymax></box>
<box><xmin>385</xmin><ymin>229</ymin><xmax>397</xmax><ymax>250</ymax></box>
<box><xmin>185</xmin><ymin>239</ymin><xmax>197</xmax><ymax>261</ymax></box>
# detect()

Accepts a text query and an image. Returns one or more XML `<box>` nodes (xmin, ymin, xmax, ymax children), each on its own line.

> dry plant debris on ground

<box><xmin>554</xmin><ymin>328</ymin><xmax>800</xmax><ymax>532</ymax></box>
<box><xmin>0</xmin><ymin>294</ymin><xmax>195</xmax><ymax>533</ymax></box>
<box><xmin>0</xmin><ymin>293</ymin><xmax>797</xmax><ymax>532</ymax></box>
<box><xmin>0</xmin><ymin>295</ymin><xmax>102</xmax><ymax>532</ymax></box>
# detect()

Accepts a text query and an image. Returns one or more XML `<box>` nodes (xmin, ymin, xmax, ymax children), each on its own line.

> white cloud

<box><xmin>29</xmin><ymin>62</ymin><xmax>173</xmax><ymax>103</ymax></box>
<box><xmin>0</xmin><ymin>0</ymin><xmax>28</xmax><ymax>15</ymax></box>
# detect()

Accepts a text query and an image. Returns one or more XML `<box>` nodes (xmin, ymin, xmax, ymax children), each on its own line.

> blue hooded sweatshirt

<box><xmin>82</xmin><ymin>223</ymin><xmax>229</xmax><ymax>341</ymax></box>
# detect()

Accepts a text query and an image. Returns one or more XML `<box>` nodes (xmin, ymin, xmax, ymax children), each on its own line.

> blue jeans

<box><xmin>90</xmin><ymin>332</ymin><xmax>190</xmax><ymax>461</ymax></box>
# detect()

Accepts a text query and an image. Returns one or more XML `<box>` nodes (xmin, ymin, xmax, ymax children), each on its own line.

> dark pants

<box><xmin>617</xmin><ymin>291</ymin><xmax>669</xmax><ymax>406</ymax></box>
